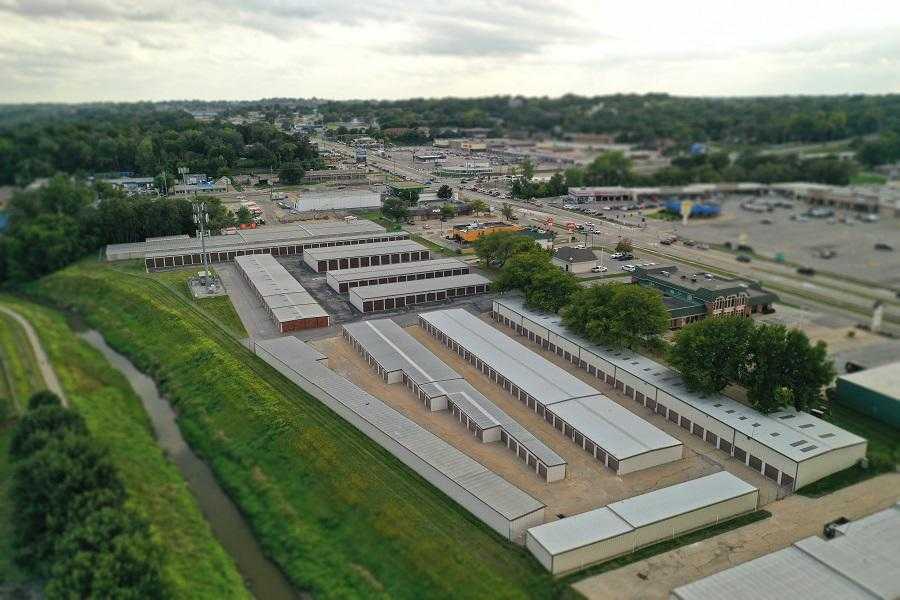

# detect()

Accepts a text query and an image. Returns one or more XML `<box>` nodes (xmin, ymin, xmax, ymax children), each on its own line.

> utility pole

<box><xmin>193</xmin><ymin>200</ymin><xmax>212</xmax><ymax>292</ymax></box>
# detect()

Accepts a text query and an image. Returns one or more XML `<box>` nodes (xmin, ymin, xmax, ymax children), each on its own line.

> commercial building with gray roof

<box><xmin>671</xmin><ymin>502</ymin><xmax>900</xmax><ymax>600</ymax></box>
<box><xmin>326</xmin><ymin>258</ymin><xmax>470</xmax><ymax>294</ymax></box>
<box><xmin>234</xmin><ymin>254</ymin><xmax>329</xmax><ymax>331</ymax></box>
<box><xmin>342</xmin><ymin>319</ymin><xmax>566</xmax><ymax>481</ymax></box>
<box><xmin>526</xmin><ymin>471</ymin><xmax>759</xmax><ymax>574</ymax></box>
<box><xmin>254</xmin><ymin>335</ymin><xmax>545</xmax><ymax>541</ymax></box>
<box><xmin>303</xmin><ymin>239</ymin><xmax>429</xmax><ymax>273</ymax></box>
<box><xmin>419</xmin><ymin>308</ymin><xmax>682</xmax><ymax>475</ymax></box>
<box><xmin>492</xmin><ymin>297</ymin><xmax>867</xmax><ymax>491</ymax></box>
<box><xmin>349</xmin><ymin>274</ymin><xmax>490</xmax><ymax>313</ymax></box>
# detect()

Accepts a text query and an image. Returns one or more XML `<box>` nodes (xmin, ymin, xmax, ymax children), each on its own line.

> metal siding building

<box><xmin>234</xmin><ymin>254</ymin><xmax>329</xmax><ymax>331</ymax></box>
<box><xmin>253</xmin><ymin>336</ymin><xmax>545</xmax><ymax>541</ymax></box>
<box><xmin>671</xmin><ymin>502</ymin><xmax>900</xmax><ymax>600</ymax></box>
<box><xmin>302</xmin><ymin>240</ymin><xmax>429</xmax><ymax>273</ymax></box>
<box><xmin>419</xmin><ymin>309</ymin><xmax>682</xmax><ymax>475</ymax></box>
<box><xmin>349</xmin><ymin>275</ymin><xmax>490</xmax><ymax>313</ymax></box>
<box><xmin>492</xmin><ymin>297</ymin><xmax>868</xmax><ymax>491</ymax></box>
<box><xmin>326</xmin><ymin>258</ymin><xmax>470</xmax><ymax>294</ymax></box>
<box><xmin>835</xmin><ymin>362</ymin><xmax>900</xmax><ymax>429</ymax></box>
<box><xmin>526</xmin><ymin>472</ymin><xmax>759</xmax><ymax>574</ymax></box>
<box><xmin>342</xmin><ymin>319</ymin><xmax>566</xmax><ymax>482</ymax></box>
<box><xmin>294</xmin><ymin>189</ymin><xmax>381</xmax><ymax>211</ymax></box>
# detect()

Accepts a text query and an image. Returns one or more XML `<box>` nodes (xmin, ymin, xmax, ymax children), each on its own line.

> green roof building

<box><xmin>835</xmin><ymin>362</ymin><xmax>900</xmax><ymax>429</ymax></box>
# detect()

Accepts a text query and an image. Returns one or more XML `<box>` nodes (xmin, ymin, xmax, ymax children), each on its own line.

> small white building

<box><xmin>552</xmin><ymin>247</ymin><xmax>596</xmax><ymax>273</ymax></box>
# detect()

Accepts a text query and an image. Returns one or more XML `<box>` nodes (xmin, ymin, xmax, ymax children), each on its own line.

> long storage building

<box><xmin>526</xmin><ymin>471</ymin><xmax>759</xmax><ymax>574</ymax></box>
<box><xmin>349</xmin><ymin>274</ymin><xmax>490</xmax><ymax>313</ymax></box>
<box><xmin>105</xmin><ymin>220</ymin><xmax>409</xmax><ymax>269</ymax></box>
<box><xmin>492</xmin><ymin>297</ymin><xmax>867</xmax><ymax>491</ymax></box>
<box><xmin>302</xmin><ymin>240</ymin><xmax>429</xmax><ymax>273</ymax></box>
<box><xmin>326</xmin><ymin>258</ymin><xmax>471</xmax><ymax>294</ymax></box>
<box><xmin>235</xmin><ymin>254</ymin><xmax>329</xmax><ymax>331</ymax></box>
<box><xmin>671</xmin><ymin>502</ymin><xmax>900</xmax><ymax>600</ymax></box>
<box><xmin>419</xmin><ymin>309</ymin><xmax>683</xmax><ymax>475</ymax></box>
<box><xmin>343</xmin><ymin>319</ymin><xmax>567</xmax><ymax>482</ymax></box>
<box><xmin>254</xmin><ymin>336</ymin><xmax>546</xmax><ymax>541</ymax></box>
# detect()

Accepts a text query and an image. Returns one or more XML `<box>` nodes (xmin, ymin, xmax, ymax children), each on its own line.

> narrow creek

<box><xmin>79</xmin><ymin>330</ymin><xmax>301</xmax><ymax>600</ymax></box>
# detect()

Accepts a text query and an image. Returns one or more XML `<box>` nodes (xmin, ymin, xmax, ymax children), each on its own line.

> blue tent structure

<box><xmin>664</xmin><ymin>198</ymin><xmax>721</xmax><ymax>217</ymax></box>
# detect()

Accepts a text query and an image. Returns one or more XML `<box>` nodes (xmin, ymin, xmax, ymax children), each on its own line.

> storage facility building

<box><xmin>526</xmin><ymin>472</ymin><xmax>759</xmax><ymax>574</ymax></box>
<box><xmin>671</xmin><ymin>502</ymin><xmax>900</xmax><ymax>600</ymax></box>
<box><xmin>343</xmin><ymin>319</ymin><xmax>566</xmax><ymax>482</ymax></box>
<box><xmin>106</xmin><ymin>219</ymin><xmax>411</xmax><ymax>269</ymax></box>
<box><xmin>254</xmin><ymin>336</ymin><xmax>546</xmax><ymax>541</ymax></box>
<box><xmin>349</xmin><ymin>274</ymin><xmax>490</xmax><ymax>313</ymax></box>
<box><xmin>492</xmin><ymin>297</ymin><xmax>867</xmax><ymax>491</ymax></box>
<box><xmin>234</xmin><ymin>254</ymin><xmax>329</xmax><ymax>331</ymax></box>
<box><xmin>419</xmin><ymin>309</ymin><xmax>682</xmax><ymax>475</ymax></box>
<box><xmin>835</xmin><ymin>361</ymin><xmax>900</xmax><ymax>429</ymax></box>
<box><xmin>294</xmin><ymin>189</ymin><xmax>381</xmax><ymax>211</ymax></box>
<box><xmin>302</xmin><ymin>240</ymin><xmax>429</xmax><ymax>273</ymax></box>
<box><xmin>326</xmin><ymin>258</ymin><xmax>470</xmax><ymax>293</ymax></box>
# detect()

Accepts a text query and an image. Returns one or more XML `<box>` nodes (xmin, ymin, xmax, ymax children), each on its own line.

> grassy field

<box><xmin>797</xmin><ymin>404</ymin><xmax>900</xmax><ymax>497</ymax></box>
<box><xmin>0</xmin><ymin>309</ymin><xmax>45</xmax><ymax>585</ymax></box>
<box><xmin>0</xmin><ymin>296</ymin><xmax>249</xmax><ymax>599</ymax></box>
<box><xmin>849</xmin><ymin>171</ymin><xmax>888</xmax><ymax>185</ymax></box>
<box><xmin>23</xmin><ymin>260</ymin><xmax>570</xmax><ymax>599</ymax></box>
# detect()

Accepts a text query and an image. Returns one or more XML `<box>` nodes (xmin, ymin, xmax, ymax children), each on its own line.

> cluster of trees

<box><xmin>316</xmin><ymin>94</ymin><xmax>900</xmax><ymax>145</ymax></box>
<box><xmin>668</xmin><ymin>316</ymin><xmax>835</xmax><ymax>413</ymax></box>
<box><xmin>857</xmin><ymin>128</ymin><xmax>900</xmax><ymax>167</ymax></box>
<box><xmin>477</xmin><ymin>232</ymin><xmax>670</xmax><ymax>343</ymax></box>
<box><xmin>512</xmin><ymin>148</ymin><xmax>859</xmax><ymax>200</ymax></box>
<box><xmin>0</xmin><ymin>176</ymin><xmax>236</xmax><ymax>283</ymax></box>
<box><xmin>9</xmin><ymin>391</ymin><xmax>167</xmax><ymax>598</ymax></box>
<box><xmin>0</xmin><ymin>104</ymin><xmax>323</xmax><ymax>186</ymax></box>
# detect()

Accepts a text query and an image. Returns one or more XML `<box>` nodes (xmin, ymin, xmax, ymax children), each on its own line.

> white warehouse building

<box><xmin>526</xmin><ymin>471</ymin><xmax>759</xmax><ymax>574</ymax></box>
<box><xmin>492</xmin><ymin>297</ymin><xmax>868</xmax><ymax>491</ymax></box>
<box><xmin>342</xmin><ymin>319</ymin><xmax>567</xmax><ymax>482</ymax></box>
<box><xmin>419</xmin><ymin>309</ymin><xmax>683</xmax><ymax>475</ymax></box>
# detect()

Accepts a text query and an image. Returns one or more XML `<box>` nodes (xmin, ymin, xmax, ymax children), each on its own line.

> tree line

<box><xmin>0</xmin><ymin>104</ymin><xmax>323</xmax><ymax>186</ymax></box>
<box><xmin>512</xmin><ymin>148</ymin><xmax>859</xmax><ymax>200</ymax></box>
<box><xmin>8</xmin><ymin>391</ymin><xmax>167</xmax><ymax>598</ymax></box>
<box><xmin>476</xmin><ymin>231</ymin><xmax>833</xmax><ymax>414</ymax></box>
<box><xmin>0</xmin><ymin>176</ymin><xmax>237</xmax><ymax>283</ymax></box>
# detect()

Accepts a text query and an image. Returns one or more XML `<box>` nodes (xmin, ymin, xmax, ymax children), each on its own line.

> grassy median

<box><xmin>22</xmin><ymin>260</ymin><xmax>566</xmax><ymax>599</ymax></box>
<box><xmin>0</xmin><ymin>296</ymin><xmax>249</xmax><ymax>599</ymax></box>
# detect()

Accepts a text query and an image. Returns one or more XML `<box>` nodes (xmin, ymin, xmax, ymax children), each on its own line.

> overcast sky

<box><xmin>1</xmin><ymin>0</ymin><xmax>899</xmax><ymax>103</ymax></box>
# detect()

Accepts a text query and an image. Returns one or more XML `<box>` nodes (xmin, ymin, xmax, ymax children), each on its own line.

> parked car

<box><xmin>591</xmin><ymin>265</ymin><xmax>608</xmax><ymax>273</ymax></box>
<box><xmin>875</xmin><ymin>242</ymin><xmax>895</xmax><ymax>251</ymax></box>
<box><xmin>797</xmin><ymin>266</ymin><xmax>816</xmax><ymax>276</ymax></box>
<box><xmin>683</xmin><ymin>239</ymin><xmax>696</xmax><ymax>247</ymax></box>
<box><xmin>736</xmin><ymin>255</ymin><xmax>752</xmax><ymax>263</ymax></box>
<box><xmin>621</xmin><ymin>264</ymin><xmax>636</xmax><ymax>272</ymax></box>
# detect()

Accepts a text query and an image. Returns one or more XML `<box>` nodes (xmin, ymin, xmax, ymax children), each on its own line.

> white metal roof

<box><xmin>672</xmin><ymin>503</ymin><xmax>900</xmax><ymax>600</ymax></box>
<box><xmin>303</xmin><ymin>240</ymin><xmax>427</xmax><ymax>261</ymax></box>
<box><xmin>254</xmin><ymin>336</ymin><xmax>545</xmax><ymax>520</ymax></box>
<box><xmin>326</xmin><ymin>258</ymin><xmax>468</xmax><ymax>282</ymax></box>
<box><xmin>350</xmin><ymin>274</ymin><xmax>490</xmax><ymax>301</ymax></box>
<box><xmin>346</xmin><ymin>319</ymin><xmax>565</xmax><ymax>468</ymax></box>
<box><xmin>838</xmin><ymin>361</ymin><xmax>900</xmax><ymax>400</ymax></box>
<box><xmin>607</xmin><ymin>471</ymin><xmax>756</xmax><ymax>529</ymax></box>
<box><xmin>527</xmin><ymin>507</ymin><xmax>632</xmax><ymax>555</ymax></box>
<box><xmin>420</xmin><ymin>309</ymin><xmax>598</xmax><ymax>405</ymax></box>
<box><xmin>495</xmin><ymin>297</ymin><xmax>867</xmax><ymax>462</ymax></box>
<box><xmin>343</xmin><ymin>319</ymin><xmax>459</xmax><ymax>386</ymax></box>
<box><xmin>107</xmin><ymin>220</ymin><xmax>388</xmax><ymax>259</ymax></box>
<box><xmin>549</xmin><ymin>396</ymin><xmax>681</xmax><ymax>460</ymax></box>
<box><xmin>421</xmin><ymin>309</ymin><xmax>678</xmax><ymax>459</ymax></box>
<box><xmin>235</xmin><ymin>254</ymin><xmax>328</xmax><ymax>323</ymax></box>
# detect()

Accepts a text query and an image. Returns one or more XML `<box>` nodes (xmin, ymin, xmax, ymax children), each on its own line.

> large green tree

<box><xmin>562</xmin><ymin>283</ymin><xmax>669</xmax><ymax>349</ymax></box>
<box><xmin>381</xmin><ymin>196</ymin><xmax>409</xmax><ymax>222</ymax></box>
<box><xmin>524</xmin><ymin>268</ymin><xmax>580</xmax><ymax>313</ymax></box>
<box><xmin>473</xmin><ymin>231</ymin><xmax>538</xmax><ymax>267</ymax></box>
<box><xmin>668</xmin><ymin>316</ymin><xmax>755</xmax><ymax>395</ymax></box>
<box><xmin>493</xmin><ymin>249</ymin><xmax>553</xmax><ymax>291</ymax></box>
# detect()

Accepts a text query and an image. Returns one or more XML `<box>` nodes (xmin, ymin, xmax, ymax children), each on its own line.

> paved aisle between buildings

<box><xmin>571</xmin><ymin>472</ymin><xmax>900</xmax><ymax>600</ymax></box>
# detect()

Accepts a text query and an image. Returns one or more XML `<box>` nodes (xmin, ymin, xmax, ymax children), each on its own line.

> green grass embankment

<box><xmin>23</xmin><ymin>261</ymin><xmax>565</xmax><ymax>599</ymax></box>
<box><xmin>0</xmin><ymin>296</ymin><xmax>249</xmax><ymax>599</ymax></box>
